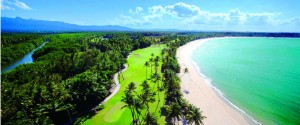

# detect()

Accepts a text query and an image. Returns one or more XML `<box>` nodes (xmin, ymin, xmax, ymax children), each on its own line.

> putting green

<box><xmin>83</xmin><ymin>44</ymin><xmax>166</xmax><ymax>125</ymax></box>
<box><xmin>103</xmin><ymin>102</ymin><xmax>126</xmax><ymax>123</ymax></box>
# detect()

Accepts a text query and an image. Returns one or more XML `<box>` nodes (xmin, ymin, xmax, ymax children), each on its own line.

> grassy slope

<box><xmin>83</xmin><ymin>44</ymin><xmax>166</xmax><ymax>125</ymax></box>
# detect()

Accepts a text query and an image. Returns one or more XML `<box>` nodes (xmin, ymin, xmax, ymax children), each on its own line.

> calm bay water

<box><xmin>192</xmin><ymin>37</ymin><xmax>300</xmax><ymax>125</ymax></box>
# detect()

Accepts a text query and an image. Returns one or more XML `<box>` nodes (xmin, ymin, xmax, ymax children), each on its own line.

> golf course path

<box><xmin>101</xmin><ymin>64</ymin><xmax>128</xmax><ymax>104</ymax></box>
<box><xmin>100</xmin><ymin>52</ymin><xmax>131</xmax><ymax>104</ymax></box>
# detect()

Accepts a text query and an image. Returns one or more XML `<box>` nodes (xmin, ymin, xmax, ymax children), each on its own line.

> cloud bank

<box><xmin>1</xmin><ymin>0</ymin><xmax>31</xmax><ymax>10</ymax></box>
<box><xmin>129</xmin><ymin>7</ymin><xmax>143</xmax><ymax>15</ymax></box>
<box><xmin>113</xmin><ymin>2</ymin><xmax>299</xmax><ymax>32</ymax></box>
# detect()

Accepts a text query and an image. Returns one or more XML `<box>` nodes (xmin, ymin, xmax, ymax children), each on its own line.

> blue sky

<box><xmin>1</xmin><ymin>0</ymin><xmax>300</xmax><ymax>32</ymax></box>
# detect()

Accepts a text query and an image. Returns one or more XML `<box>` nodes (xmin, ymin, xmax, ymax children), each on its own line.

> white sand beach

<box><xmin>177</xmin><ymin>38</ymin><xmax>257</xmax><ymax>125</ymax></box>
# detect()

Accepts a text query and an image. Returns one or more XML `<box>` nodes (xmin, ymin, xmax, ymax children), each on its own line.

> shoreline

<box><xmin>176</xmin><ymin>37</ymin><xmax>259</xmax><ymax>125</ymax></box>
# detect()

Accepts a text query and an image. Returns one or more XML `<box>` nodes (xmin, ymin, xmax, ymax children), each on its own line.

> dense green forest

<box><xmin>1</xmin><ymin>33</ymin><xmax>50</xmax><ymax>66</ymax></box>
<box><xmin>1</xmin><ymin>31</ymin><xmax>299</xmax><ymax>125</ymax></box>
<box><xmin>1</xmin><ymin>32</ymin><xmax>187</xmax><ymax>124</ymax></box>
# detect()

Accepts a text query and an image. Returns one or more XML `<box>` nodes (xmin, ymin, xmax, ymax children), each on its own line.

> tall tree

<box><xmin>121</xmin><ymin>92</ymin><xmax>136</xmax><ymax>124</ymax></box>
<box><xmin>186</xmin><ymin>105</ymin><xmax>206</xmax><ymax>125</ymax></box>
<box><xmin>149</xmin><ymin>58</ymin><xmax>154</xmax><ymax>76</ymax></box>
<box><xmin>144</xmin><ymin>112</ymin><xmax>158</xmax><ymax>125</ymax></box>
<box><xmin>180</xmin><ymin>68</ymin><xmax>189</xmax><ymax>78</ymax></box>
<box><xmin>144</xmin><ymin>61</ymin><xmax>150</xmax><ymax>79</ymax></box>
<box><xmin>152</xmin><ymin>73</ymin><xmax>161</xmax><ymax>113</ymax></box>
<box><xmin>125</xmin><ymin>82</ymin><xmax>136</xmax><ymax>94</ymax></box>
<box><xmin>139</xmin><ymin>81</ymin><xmax>156</xmax><ymax>112</ymax></box>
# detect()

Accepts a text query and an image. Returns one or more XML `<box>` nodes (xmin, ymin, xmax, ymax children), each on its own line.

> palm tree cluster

<box><xmin>160</xmin><ymin>41</ymin><xmax>206</xmax><ymax>125</ymax></box>
<box><xmin>122</xmin><ymin>81</ymin><xmax>158</xmax><ymax>125</ymax></box>
<box><xmin>122</xmin><ymin>52</ymin><xmax>163</xmax><ymax>125</ymax></box>
<box><xmin>122</xmin><ymin>41</ymin><xmax>205</xmax><ymax>125</ymax></box>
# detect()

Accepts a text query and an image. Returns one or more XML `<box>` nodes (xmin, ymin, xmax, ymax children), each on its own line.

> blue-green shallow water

<box><xmin>191</xmin><ymin>37</ymin><xmax>300</xmax><ymax>125</ymax></box>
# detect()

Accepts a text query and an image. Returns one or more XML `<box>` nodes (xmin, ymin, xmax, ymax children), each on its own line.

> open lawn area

<box><xmin>83</xmin><ymin>44</ymin><xmax>166</xmax><ymax>125</ymax></box>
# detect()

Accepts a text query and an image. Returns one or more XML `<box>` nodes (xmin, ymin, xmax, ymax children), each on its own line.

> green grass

<box><xmin>83</xmin><ymin>44</ymin><xmax>166</xmax><ymax>125</ymax></box>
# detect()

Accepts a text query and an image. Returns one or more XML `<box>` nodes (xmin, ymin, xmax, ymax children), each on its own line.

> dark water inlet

<box><xmin>1</xmin><ymin>42</ymin><xmax>48</xmax><ymax>73</ymax></box>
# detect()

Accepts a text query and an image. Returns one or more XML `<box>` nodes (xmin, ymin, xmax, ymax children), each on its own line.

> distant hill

<box><xmin>1</xmin><ymin>17</ymin><xmax>132</xmax><ymax>32</ymax></box>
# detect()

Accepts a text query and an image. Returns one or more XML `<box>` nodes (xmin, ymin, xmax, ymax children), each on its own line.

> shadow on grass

<box><xmin>72</xmin><ymin>110</ymin><xmax>97</xmax><ymax>125</ymax></box>
<box><xmin>67</xmin><ymin>104</ymin><xmax>105</xmax><ymax>125</ymax></box>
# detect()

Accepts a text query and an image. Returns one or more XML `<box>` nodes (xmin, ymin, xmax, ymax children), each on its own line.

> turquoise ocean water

<box><xmin>191</xmin><ymin>37</ymin><xmax>300</xmax><ymax>125</ymax></box>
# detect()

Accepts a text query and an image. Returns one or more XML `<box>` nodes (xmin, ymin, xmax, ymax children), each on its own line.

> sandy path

<box><xmin>177</xmin><ymin>38</ymin><xmax>258</xmax><ymax>125</ymax></box>
<box><xmin>101</xmin><ymin>52</ymin><xmax>131</xmax><ymax>104</ymax></box>
<box><xmin>101</xmin><ymin>65</ymin><xmax>128</xmax><ymax>104</ymax></box>
<box><xmin>66</xmin><ymin>55</ymin><xmax>130</xmax><ymax>124</ymax></box>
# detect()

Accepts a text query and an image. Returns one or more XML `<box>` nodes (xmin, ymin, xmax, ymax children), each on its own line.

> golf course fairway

<box><xmin>83</xmin><ymin>44</ymin><xmax>166</xmax><ymax>125</ymax></box>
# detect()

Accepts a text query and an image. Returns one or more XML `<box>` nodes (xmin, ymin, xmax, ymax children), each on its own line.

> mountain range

<box><xmin>1</xmin><ymin>17</ymin><xmax>133</xmax><ymax>32</ymax></box>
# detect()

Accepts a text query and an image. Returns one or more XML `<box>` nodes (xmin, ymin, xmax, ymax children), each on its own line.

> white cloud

<box><xmin>115</xmin><ymin>2</ymin><xmax>299</xmax><ymax>32</ymax></box>
<box><xmin>147</xmin><ymin>2</ymin><xmax>202</xmax><ymax>18</ymax></box>
<box><xmin>144</xmin><ymin>5</ymin><xmax>166</xmax><ymax>23</ymax></box>
<box><xmin>129</xmin><ymin>7</ymin><xmax>143</xmax><ymax>15</ymax></box>
<box><xmin>189</xmin><ymin>8</ymin><xmax>277</xmax><ymax>27</ymax></box>
<box><xmin>228</xmin><ymin>9</ymin><xmax>245</xmax><ymax>25</ymax></box>
<box><xmin>1</xmin><ymin>3</ymin><xmax>15</xmax><ymax>10</ymax></box>
<box><xmin>243</xmin><ymin>13</ymin><xmax>274</xmax><ymax>25</ymax></box>
<box><xmin>1</xmin><ymin>0</ymin><xmax>31</xmax><ymax>10</ymax></box>
<box><xmin>112</xmin><ymin>15</ymin><xmax>153</xmax><ymax>27</ymax></box>
<box><xmin>148</xmin><ymin>5</ymin><xmax>165</xmax><ymax>15</ymax></box>
<box><xmin>280</xmin><ymin>17</ymin><xmax>300</xmax><ymax>26</ymax></box>
<box><xmin>165</xmin><ymin>2</ymin><xmax>201</xmax><ymax>17</ymax></box>
<box><xmin>14</xmin><ymin>0</ymin><xmax>31</xmax><ymax>10</ymax></box>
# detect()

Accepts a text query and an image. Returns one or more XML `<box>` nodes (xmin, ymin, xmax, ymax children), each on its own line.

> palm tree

<box><xmin>186</xmin><ymin>104</ymin><xmax>206</xmax><ymax>125</ymax></box>
<box><xmin>152</xmin><ymin>55</ymin><xmax>162</xmax><ymax>113</ymax></box>
<box><xmin>141</xmin><ymin>80</ymin><xmax>150</xmax><ymax>90</ymax></box>
<box><xmin>144</xmin><ymin>112</ymin><xmax>158</xmax><ymax>125</ymax></box>
<box><xmin>169</xmin><ymin>102</ymin><xmax>182</xmax><ymax>124</ymax></box>
<box><xmin>177</xmin><ymin>98</ymin><xmax>190</xmax><ymax>125</ymax></box>
<box><xmin>133</xmin><ymin>98</ymin><xmax>144</xmax><ymax>124</ymax></box>
<box><xmin>144</xmin><ymin>61</ymin><xmax>150</xmax><ymax>79</ymax></box>
<box><xmin>154</xmin><ymin>56</ymin><xmax>160</xmax><ymax>63</ymax></box>
<box><xmin>139</xmin><ymin>81</ymin><xmax>156</xmax><ymax>112</ymax></box>
<box><xmin>161</xmin><ymin>103</ymin><xmax>182</xmax><ymax>125</ymax></box>
<box><xmin>161</xmin><ymin>48</ymin><xmax>166</xmax><ymax>61</ymax></box>
<box><xmin>125</xmin><ymin>82</ymin><xmax>136</xmax><ymax>94</ymax></box>
<box><xmin>122</xmin><ymin>82</ymin><xmax>138</xmax><ymax>124</ymax></box>
<box><xmin>178</xmin><ymin>98</ymin><xmax>189</xmax><ymax>114</ymax></box>
<box><xmin>121</xmin><ymin>92</ymin><xmax>136</xmax><ymax>124</ymax></box>
<box><xmin>180</xmin><ymin>68</ymin><xmax>189</xmax><ymax>78</ymax></box>
<box><xmin>149</xmin><ymin>58</ymin><xmax>154</xmax><ymax>76</ymax></box>
<box><xmin>152</xmin><ymin>73</ymin><xmax>161</xmax><ymax>113</ymax></box>
<box><xmin>154</xmin><ymin>59</ymin><xmax>159</xmax><ymax>74</ymax></box>
<box><xmin>149</xmin><ymin>53</ymin><xmax>155</xmax><ymax>76</ymax></box>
